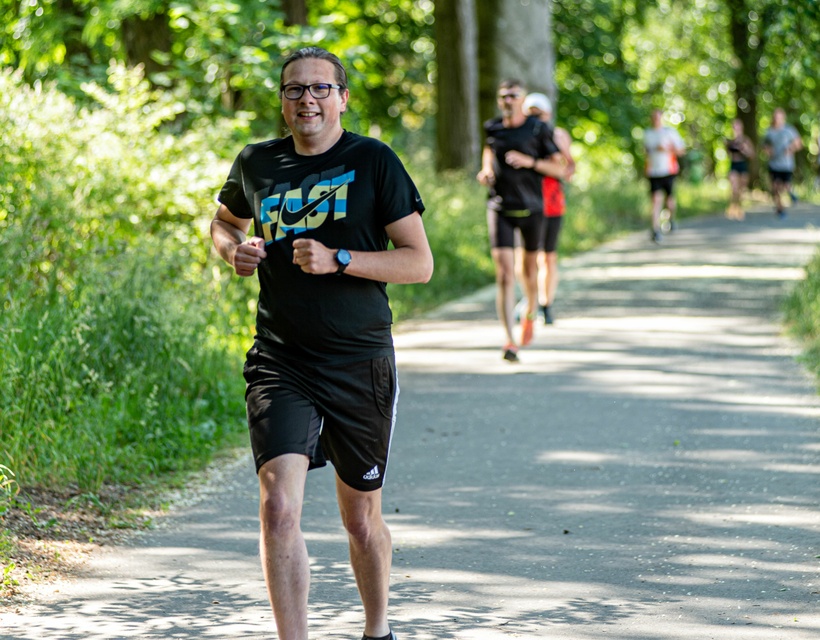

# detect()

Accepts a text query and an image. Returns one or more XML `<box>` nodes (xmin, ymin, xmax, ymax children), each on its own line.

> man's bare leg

<box><xmin>539</xmin><ymin>250</ymin><xmax>560</xmax><ymax>303</ymax></box>
<box><xmin>651</xmin><ymin>190</ymin><xmax>665</xmax><ymax>233</ymax></box>
<box><xmin>665</xmin><ymin>194</ymin><xmax>676</xmax><ymax>227</ymax></box>
<box><xmin>521</xmin><ymin>249</ymin><xmax>539</xmax><ymax>319</ymax></box>
<box><xmin>258</xmin><ymin>454</ymin><xmax>311</xmax><ymax>640</ymax></box>
<box><xmin>337</xmin><ymin>476</ymin><xmax>392</xmax><ymax>638</ymax></box>
<box><xmin>492</xmin><ymin>247</ymin><xmax>517</xmax><ymax>347</ymax></box>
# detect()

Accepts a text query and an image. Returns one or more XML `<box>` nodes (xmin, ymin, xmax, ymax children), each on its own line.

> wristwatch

<box><xmin>334</xmin><ymin>248</ymin><xmax>351</xmax><ymax>275</ymax></box>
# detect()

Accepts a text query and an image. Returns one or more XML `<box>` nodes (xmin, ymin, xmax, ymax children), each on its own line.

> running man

<box><xmin>522</xmin><ymin>92</ymin><xmax>575</xmax><ymax>325</ymax></box>
<box><xmin>477</xmin><ymin>79</ymin><xmax>565</xmax><ymax>361</ymax></box>
<box><xmin>725</xmin><ymin>118</ymin><xmax>754</xmax><ymax>221</ymax></box>
<box><xmin>643</xmin><ymin>109</ymin><xmax>686</xmax><ymax>243</ymax></box>
<box><xmin>763</xmin><ymin>107</ymin><xmax>803</xmax><ymax>219</ymax></box>
<box><xmin>211</xmin><ymin>47</ymin><xmax>433</xmax><ymax>640</ymax></box>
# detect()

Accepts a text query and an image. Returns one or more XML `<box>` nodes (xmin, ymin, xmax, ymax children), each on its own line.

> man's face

<box><xmin>281</xmin><ymin>58</ymin><xmax>348</xmax><ymax>143</ymax></box>
<box><xmin>773</xmin><ymin>109</ymin><xmax>786</xmax><ymax>127</ymax></box>
<box><xmin>651</xmin><ymin>110</ymin><xmax>663</xmax><ymax>128</ymax></box>
<box><xmin>497</xmin><ymin>86</ymin><xmax>524</xmax><ymax>116</ymax></box>
<box><xmin>732</xmin><ymin>119</ymin><xmax>743</xmax><ymax>136</ymax></box>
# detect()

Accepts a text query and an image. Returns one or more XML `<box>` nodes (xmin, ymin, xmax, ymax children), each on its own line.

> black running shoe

<box><xmin>362</xmin><ymin>631</ymin><xmax>397</xmax><ymax>640</ymax></box>
<box><xmin>650</xmin><ymin>229</ymin><xmax>662</xmax><ymax>244</ymax></box>
<box><xmin>541</xmin><ymin>305</ymin><xmax>554</xmax><ymax>325</ymax></box>
<box><xmin>503</xmin><ymin>345</ymin><xmax>519</xmax><ymax>363</ymax></box>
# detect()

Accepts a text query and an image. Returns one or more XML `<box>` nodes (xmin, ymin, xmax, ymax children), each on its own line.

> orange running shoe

<box><xmin>521</xmin><ymin>314</ymin><xmax>535</xmax><ymax>346</ymax></box>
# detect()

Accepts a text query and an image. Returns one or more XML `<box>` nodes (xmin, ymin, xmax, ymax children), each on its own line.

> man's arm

<box><xmin>672</xmin><ymin>131</ymin><xmax>686</xmax><ymax>156</ymax></box>
<box><xmin>210</xmin><ymin>204</ymin><xmax>267</xmax><ymax>277</ymax></box>
<box><xmin>554</xmin><ymin>127</ymin><xmax>576</xmax><ymax>180</ymax></box>
<box><xmin>476</xmin><ymin>146</ymin><xmax>496</xmax><ymax>186</ymax></box>
<box><xmin>790</xmin><ymin>129</ymin><xmax>804</xmax><ymax>154</ymax></box>
<box><xmin>291</xmin><ymin>212</ymin><xmax>433</xmax><ymax>284</ymax></box>
<box><xmin>504</xmin><ymin>149</ymin><xmax>566</xmax><ymax>179</ymax></box>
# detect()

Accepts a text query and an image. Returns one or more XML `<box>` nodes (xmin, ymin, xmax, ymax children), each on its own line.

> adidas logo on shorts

<box><xmin>363</xmin><ymin>466</ymin><xmax>380</xmax><ymax>481</ymax></box>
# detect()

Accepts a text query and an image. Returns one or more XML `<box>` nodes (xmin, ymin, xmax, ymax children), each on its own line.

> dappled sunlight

<box><xmin>537</xmin><ymin>451</ymin><xmax>619</xmax><ymax>464</ymax></box>
<box><xmin>569</xmin><ymin>264</ymin><xmax>805</xmax><ymax>282</ymax></box>
<box><xmin>677</xmin><ymin>506</ymin><xmax>819</xmax><ymax>530</ymax></box>
<box><xmin>391</xmin><ymin>521</ymin><xmax>532</xmax><ymax>546</ymax></box>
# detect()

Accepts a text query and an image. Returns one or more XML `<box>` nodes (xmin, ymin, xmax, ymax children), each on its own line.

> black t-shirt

<box><xmin>484</xmin><ymin>116</ymin><xmax>559</xmax><ymax>213</ymax></box>
<box><xmin>218</xmin><ymin>131</ymin><xmax>425</xmax><ymax>364</ymax></box>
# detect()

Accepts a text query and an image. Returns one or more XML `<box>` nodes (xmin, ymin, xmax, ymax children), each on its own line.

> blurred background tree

<box><xmin>1</xmin><ymin>0</ymin><xmax>817</xmax><ymax>176</ymax></box>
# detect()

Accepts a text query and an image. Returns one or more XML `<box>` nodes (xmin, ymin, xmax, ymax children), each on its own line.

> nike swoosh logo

<box><xmin>279</xmin><ymin>181</ymin><xmax>348</xmax><ymax>226</ymax></box>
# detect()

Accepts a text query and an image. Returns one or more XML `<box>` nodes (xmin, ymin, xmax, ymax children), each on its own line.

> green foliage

<box><xmin>0</xmin><ymin>67</ymin><xmax>250</xmax><ymax>492</ymax></box>
<box><xmin>553</xmin><ymin>0</ymin><xmax>820</xmax><ymax>180</ymax></box>
<box><xmin>389</xmin><ymin>161</ymin><xmax>494</xmax><ymax>319</ymax></box>
<box><xmin>553</xmin><ymin>0</ymin><xmax>649</xmax><ymax>155</ymax></box>
<box><xmin>1</xmin><ymin>0</ymin><xmax>436</xmax><ymax>143</ymax></box>
<box><xmin>784</xmin><ymin>249</ymin><xmax>820</xmax><ymax>385</ymax></box>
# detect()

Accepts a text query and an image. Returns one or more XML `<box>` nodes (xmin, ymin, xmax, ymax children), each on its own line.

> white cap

<box><xmin>522</xmin><ymin>92</ymin><xmax>552</xmax><ymax>115</ymax></box>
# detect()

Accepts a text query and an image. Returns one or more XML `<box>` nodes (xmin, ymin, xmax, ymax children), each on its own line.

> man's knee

<box><xmin>340</xmin><ymin>495</ymin><xmax>386</xmax><ymax>543</ymax></box>
<box><xmin>259</xmin><ymin>489</ymin><xmax>302</xmax><ymax>536</ymax></box>
<box><xmin>522</xmin><ymin>252</ymin><xmax>539</xmax><ymax>277</ymax></box>
<box><xmin>258</xmin><ymin>457</ymin><xmax>307</xmax><ymax>535</ymax></box>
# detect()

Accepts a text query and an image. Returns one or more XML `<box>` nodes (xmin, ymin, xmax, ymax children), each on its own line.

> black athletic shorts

<box><xmin>542</xmin><ymin>216</ymin><xmax>563</xmax><ymax>253</ymax></box>
<box><xmin>243</xmin><ymin>345</ymin><xmax>398</xmax><ymax>491</ymax></box>
<box><xmin>649</xmin><ymin>175</ymin><xmax>676</xmax><ymax>196</ymax></box>
<box><xmin>487</xmin><ymin>208</ymin><xmax>544</xmax><ymax>251</ymax></box>
<box><xmin>769</xmin><ymin>168</ymin><xmax>793</xmax><ymax>184</ymax></box>
<box><xmin>730</xmin><ymin>160</ymin><xmax>749</xmax><ymax>175</ymax></box>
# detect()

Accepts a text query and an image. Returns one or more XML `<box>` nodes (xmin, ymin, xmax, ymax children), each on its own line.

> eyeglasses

<box><xmin>281</xmin><ymin>83</ymin><xmax>344</xmax><ymax>100</ymax></box>
<box><xmin>498</xmin><ymin>92</ymin><xmax>522</xmax><ymax>100</ymax></box>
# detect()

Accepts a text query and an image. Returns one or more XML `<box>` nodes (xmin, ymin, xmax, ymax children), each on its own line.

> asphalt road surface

<box><xmin>2</xmin><ymin>202</ymin><xmax>819</xmax><ymax>639</ymax></box>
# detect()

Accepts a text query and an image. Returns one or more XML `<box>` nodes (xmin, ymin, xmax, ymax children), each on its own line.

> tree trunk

<box><xmin>121</xmin><ymin>12</ymin><xmax>172</xmax><ymax>81</ymax></box>
<box><xmin>435</xmin><ymin>0</ymin><xmax>480</xmax><ymax>171</ymax></box>
<box><xmin>283</xmin><ymin>0</ymin><xmax>308</xmax><ymax>26</ymax></box>
<box><xmin>726</xmin><ymin>0</ymin><xmax>763</xmax><ymax>187</ymax></box>
<box><xmin>478</xmin><ymin>0</ymin><xmax>555</xmax><ymax>127</ymax></box>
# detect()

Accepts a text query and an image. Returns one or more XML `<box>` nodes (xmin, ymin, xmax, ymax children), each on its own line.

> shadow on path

<box><xmin>2</xmin><ymin>205</ymin><xmax>819</xmax><ymax>639</ymax></box>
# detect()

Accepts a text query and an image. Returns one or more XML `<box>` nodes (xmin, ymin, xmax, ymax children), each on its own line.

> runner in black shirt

<box><xmin>477</xmin><ymin>79</ymin><xmax>565</xmax><ymax>361</ymax></box>
<box><xmin>211</xmin><ymin>47</ymin><xmax>432</xmax><ymax>640</ymax></box>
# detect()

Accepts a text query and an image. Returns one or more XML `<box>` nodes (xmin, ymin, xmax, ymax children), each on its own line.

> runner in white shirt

<box><xmin>644</xmin><ymin>109</ymin><xmax>686</xmax><ymax>243</ymax></box>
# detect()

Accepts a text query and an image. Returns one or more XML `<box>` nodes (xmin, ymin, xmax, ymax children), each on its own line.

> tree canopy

<box><xmin>1</xmin><ymin>0</ymin><xmax>818</xmax><ymax>175</ymax></box>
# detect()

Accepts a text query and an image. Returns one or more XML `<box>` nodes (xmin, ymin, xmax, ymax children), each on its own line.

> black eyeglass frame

<box><xmin>280</xmin><ymin>83</ymin><xmax>345</xmax><ymax>100</ymax></box>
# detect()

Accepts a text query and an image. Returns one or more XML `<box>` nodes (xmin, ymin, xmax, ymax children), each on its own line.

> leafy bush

<box><xmin>0</xmin><ymin>67</ymin><xmax>252</xmax><ymax>491</ymax></box>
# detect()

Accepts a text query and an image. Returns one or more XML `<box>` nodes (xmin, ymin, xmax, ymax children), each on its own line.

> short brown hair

<box><xmin>280</xmin><ymin>47</ymin><xmax>348</xmax><ymax>90</ymax></box>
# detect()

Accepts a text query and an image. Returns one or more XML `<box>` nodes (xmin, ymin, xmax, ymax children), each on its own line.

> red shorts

<box><xmin>542</xmin><ymin>177</ymin><xmax>565</xmax><ymax>217</ymax></box>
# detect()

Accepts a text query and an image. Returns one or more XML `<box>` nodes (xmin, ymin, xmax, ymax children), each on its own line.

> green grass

<box><xmin>784</xmin><ymin>249</ymin><xmax>820</xmax><ymax>386</ymax></box>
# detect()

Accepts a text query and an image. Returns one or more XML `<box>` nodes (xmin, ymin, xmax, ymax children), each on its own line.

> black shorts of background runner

<box><xmin>730</xmin><ymin>160</ymin><xmax>749</xmax><ymax>174</ymax></box>
<box><xmin>649</xmin><ymin>175</ymin><xmax>676</xmax><ymax>196</ymax></box>
<box><xmin>769</xmin><ymin>168</ymin><xmax>793</xmax><ymax>184</ymax></box>
<box><xmin>543</xmin><ymin>216</ymin><xmax>563</xmax><ymax>253</ymax></box>
<box><xmin>487</xmin><ymin>208</ymin><xmax>544</xmax><ymax>251</ymax></box>
<box><xmin>243</xmin><ymin>345</ymin><xmax>398</xmax><ymax>491</ymax></box>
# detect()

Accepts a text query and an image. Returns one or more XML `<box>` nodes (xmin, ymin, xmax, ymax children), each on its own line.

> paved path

<box><xmin>2</xmin><ymin>203</ymin><xmax>820</xmax><ymax>639</ymax></box>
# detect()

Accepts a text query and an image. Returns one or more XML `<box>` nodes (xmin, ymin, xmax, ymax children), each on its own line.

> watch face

<box><xmin>337</xmin><ymin>249</ymin><xmax>351</xmax><ymax>265</ymax></box>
